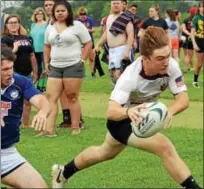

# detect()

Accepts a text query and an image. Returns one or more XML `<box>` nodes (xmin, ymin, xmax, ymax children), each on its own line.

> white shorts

<box><xmin>109</xmin><ymin>45</ymin><xmax>131</xmax><ymax>70</ymax></box>
<box><xmin>1</xmin><ymin>146</ymin><xmax>26</xmax><ymax>178</ymax></box>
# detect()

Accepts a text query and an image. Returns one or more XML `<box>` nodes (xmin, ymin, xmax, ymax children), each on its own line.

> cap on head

<box><xmin>189</xmin><ymin>7</ymin><xmax>197</xmax><ymax>16</ymax></box>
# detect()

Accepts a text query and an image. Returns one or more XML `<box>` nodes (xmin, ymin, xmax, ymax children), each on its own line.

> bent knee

<box><xmin>197</xmin><ymin>64</ymin><xmax>203</xmax><ymax>69</ymax></box>
<box><xmin>155</xmin><ymin>137</ymin><xmax>177</xmax><ymax>159</ymax></box>
<box><xmin>89</xmin><ymin>57</ymin><xmax>94</xmax><ymax>63</ymax></box>
<box><xmin>67</xmin><ymin>93</ymin><xmax>78</xmax><ymax>103</ymax></box>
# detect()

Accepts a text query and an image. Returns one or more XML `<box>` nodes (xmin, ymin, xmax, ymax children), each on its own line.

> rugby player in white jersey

<box><xmin>51</xmin><ymin>26</ymin><xmax>202</xmax><ymax>189</ymax></box>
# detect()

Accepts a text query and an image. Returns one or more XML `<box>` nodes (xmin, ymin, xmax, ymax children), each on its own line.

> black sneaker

<box><xmin>91</xmin><ymin>72</ymin><xmax>96</xmax><ymax>79</ymax></box>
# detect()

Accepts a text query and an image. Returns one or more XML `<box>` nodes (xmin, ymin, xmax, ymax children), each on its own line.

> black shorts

<box><xmin>183</xmin><ymin>40</ymin><xmax>194</xmax><ymax>50</ymax></box>
<box><xmin>179</xmin><ymin>40</ymin><xmax>183</xmax><ymax>48</ymax></box>
<box><xmin>107</xmin><ymin>119</ymin><xmax>132</xmax><ymax>145</ymax></box>
<box><xmin>92</xmin><ymin>40</ymin><xmax>95</xmax><ymax>49</ymax></box>
<box><xmin>195</xmin><ymin>37</ymin><xmax>204</xmax><ymax>53</ymax></box>
<box><xmin>82</xmin><ymin>40</ymin><xmax>95</xmax><ymax>49</ymax></box>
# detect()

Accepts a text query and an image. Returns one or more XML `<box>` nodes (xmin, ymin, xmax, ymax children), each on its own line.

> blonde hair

<box><xmin>78</xmin><ymin>7</ymin><xmax>88</xmax><ymax>14</ymax></box>
<box><xmin>140</xmin><ymin>26</ymin><xmax>169</xmax><ymax>57</ymax></box>
<box><xmin>150</xmin><ymin>4</ymin><xmax>161</xmax><ymax>18</ymax></box>
<box><xmin>31</xmin><ymin>7</ymin><xmax>47</xmax><ymax>23</ymax></box>
<box><xmin>3</xmin><ymin>14</ymin><xmax>27</xmax><ymax>36</ymax></box>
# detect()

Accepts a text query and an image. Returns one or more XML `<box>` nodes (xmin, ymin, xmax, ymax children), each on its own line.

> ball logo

<box><xmin>138</xmin><ymin>114</ymin><xmax>156</xmax><ymax>134</ymax></box>
<box><xmin>132</xmin><ymin>102</ymin><xmax>168</xmax><ymax>138</ymax></box>
<box><xmin>10</xmin><ymin>90</ymin><xmax>19</xmax><ymax>100</ymax></box>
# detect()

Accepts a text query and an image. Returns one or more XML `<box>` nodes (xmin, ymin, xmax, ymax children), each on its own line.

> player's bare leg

<box><xmin>52</xmin><ymin>132</ymin><xmax>125</xmax><ymax>188</ymax></box>
<box><xmin>2</xmin><ymin>162</ymin><xmax>48</xmax><ymax>188</ymax></box>
<box><xmin>127</xmin><ymin>132</ymin><xmax>200</xmax><ymax>188</ymax></box>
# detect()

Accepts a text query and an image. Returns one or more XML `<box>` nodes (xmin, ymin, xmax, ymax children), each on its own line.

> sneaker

<box><xmin>52</xmin><ymin>164</ymin><xmax>67</xmax><ymax>188</ymax></box>
<box><xmin>91</xmin><ymin>72</ymin><xmax>96</xmax><ymax>79</ymax></box>
<box><xmin>192</xmin><ymin>82</ymin><xmax>200</xmax><ymax>88</ymax></box>
<box><xmin>91</xmin><ymin>75</ymin><xmax>96</xmax><ymax>79</ymax></box>
<box><xmin>79</xmin><ymin>118</ymin><xmax>85</xmax><ymax>130</ymax></box>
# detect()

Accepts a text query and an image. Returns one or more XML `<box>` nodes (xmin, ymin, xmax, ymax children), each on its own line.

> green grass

<box><xmin>2</xmin><ymin>28</ymin><xmax>203</xmax><ymax>188</ymax></box>
<box><xmin>17</xmin><ymin>116</ymin><xmax>203</xmax><ymax>188</ymax></box>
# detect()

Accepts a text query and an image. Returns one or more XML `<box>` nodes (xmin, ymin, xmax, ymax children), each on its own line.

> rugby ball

<box><xmin>131</xmin><ymin>102</ymin><xmax>168</xmax><ymax>138</ymax></box>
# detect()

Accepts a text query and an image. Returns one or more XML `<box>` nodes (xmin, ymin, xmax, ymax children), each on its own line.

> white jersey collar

<box><xmin>1</xmin><ymin>78</ymin><xmax>15</xmax><ymax>95</ymax></box>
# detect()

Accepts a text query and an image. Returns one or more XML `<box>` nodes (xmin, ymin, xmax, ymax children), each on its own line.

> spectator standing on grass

<box><xmin>191</xmin><ymin>1</ymin><xmax>204</xmax><ymax>89</ymax></box>
<box><xmin>40</xmin><ymin>1</ymin><xmax>92</xmax><ymax>136</ymax></box>
<box><xmin>1</xmin><ymin>14</ymin><xmax>38</xmax><ymax>129</ymax></box>
<box><xmin>174</xmin><ymin>9</ymin><xmax>183</xmax><ymax>60</ymax></box>
<box><xmin>44</xmin><ymin>0</ymin><xmax>85</xmax><ymax>130</ymax></box>
<box><xmin>165</xmin><ymin>9</ymin><xmax>180</xmax><ymax>63</ymax></box>
<box><xmin>128</xmin><ymin>4</ymin><xmax>141</xmax><ymax>54</ymax></box>
<box><xmin>95</xmin><ymin>0</ymin><xmax>134</xmax><ymax>83</ymax></box>
<box><xmin>30</xmin><ymin>7</ymin><xmax>48</xmax><ymax>92</ymax></box>
<box><xmin>77</xmin><ymin>7</ymin><xmax>96</xmax><ymax>78</ymax></box>
<box><xmin>181</xmin><ymin>7</ymin><xmax>197</xmax><ymax>73</ymax></box>
<box><xmin>138</xmin><ymin>5</ymin><xmax>169</xmax><ymax>38</ymax></box>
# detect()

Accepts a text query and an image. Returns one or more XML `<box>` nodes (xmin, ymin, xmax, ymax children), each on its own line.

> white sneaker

<box><xmin>52</xmin><ymin>164</ymin><xmax>67</xmax><ymax>188</ymax></box>
<box><xmin>192</xmin><ymin>82</ymin><xmax>200</xmax><ymax>88</ymax></box>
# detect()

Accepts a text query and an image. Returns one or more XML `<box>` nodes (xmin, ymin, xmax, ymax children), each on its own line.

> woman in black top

<box><xmin>2</xmin><ymin>14</ymin><xmax>38</xmax><ymax>128</ymax></box>
<box><xmin>138</xmin><ymin>5</ymin><xmax>169</xmax><ymax>38</ymax></box>
<box><xmin>181</xmin><ymin>8</ymin><xmax>196</xmax><ymax>73</ymax></box>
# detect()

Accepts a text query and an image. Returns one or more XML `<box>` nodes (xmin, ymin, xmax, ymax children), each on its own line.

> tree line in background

<box><xmin>2</xmin><ymin>0</ymin><xmax>197</xmax><ymax>32</ymax></box>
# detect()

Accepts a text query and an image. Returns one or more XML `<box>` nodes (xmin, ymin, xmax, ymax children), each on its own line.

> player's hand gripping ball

<box><xmin>131</xmin><ymin>102</ymin><xmax>169</xmax><ymax>138</ymax></box>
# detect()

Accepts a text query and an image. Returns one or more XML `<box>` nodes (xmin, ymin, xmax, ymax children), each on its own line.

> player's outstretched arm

<box><xmin>30</xmin><ymin>94</ymin><xmax>51</xmax><ymax>132</ymax></box>
<box><xmin>168</xmin><ymin>91</ymin><xmax>189</xmax><ymax>117</ymax></box>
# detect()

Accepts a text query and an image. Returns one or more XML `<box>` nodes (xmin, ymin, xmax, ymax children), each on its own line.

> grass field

<box><xmin>4</xmin><ymin>30</ymin><xmax>204</xmax><ymax>188</ymax></box>
<box><xmin>15</xmin><ymin>54</ymin><xmax>203</xmax><ymax>188</ymax></box>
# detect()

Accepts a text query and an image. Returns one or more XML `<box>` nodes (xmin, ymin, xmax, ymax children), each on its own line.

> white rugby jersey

<box><xmin>110</xmin><ymin>56</ymin><xmax>187</xmax><ymax>106</ymax></box>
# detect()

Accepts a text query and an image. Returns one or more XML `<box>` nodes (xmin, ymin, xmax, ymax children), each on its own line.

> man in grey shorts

<box><xmin>1</xmin><ymin>47</ymin><xmax>50</xmax><ymax>188</ymax></box>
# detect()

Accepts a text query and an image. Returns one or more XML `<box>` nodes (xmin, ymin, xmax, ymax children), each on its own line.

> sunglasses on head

<box><xmin>79</xmin><ymin>12</ymin><xmax>87</xmax><ymax>16</ymax></box>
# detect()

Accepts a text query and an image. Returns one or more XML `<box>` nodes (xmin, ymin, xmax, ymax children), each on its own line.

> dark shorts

<box><xmin>195</xmin><ymin>37</ymin><xmax>204</xmax><ymax>53</ymax></box>
<box><xmin>183</xmin><ymin>40</ymin><xmax>194</xmax><ymax>50</ymax></box>
<box><xmin>107</xmin><ymin>119</ymin><xmax>132</xmax><ymax>145</ymax></box>
<box><xmin>82</xmin><ymin>40</ymin><xmax>95</xmax><ymax>49</ymax></box>
<box><xmin>49</xmin><ymin>62</ymin><xmax>85</xmax><ymax>79</ymax></box>
<box><xmin>179</xmin><ymin>40</ymin><xmax>183</xmax><ymax>48</ymax></box>
<box><xmin>92</xmin><ymin>40</ymin><xmax>95</xmax><ymax>49</ymax></box>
